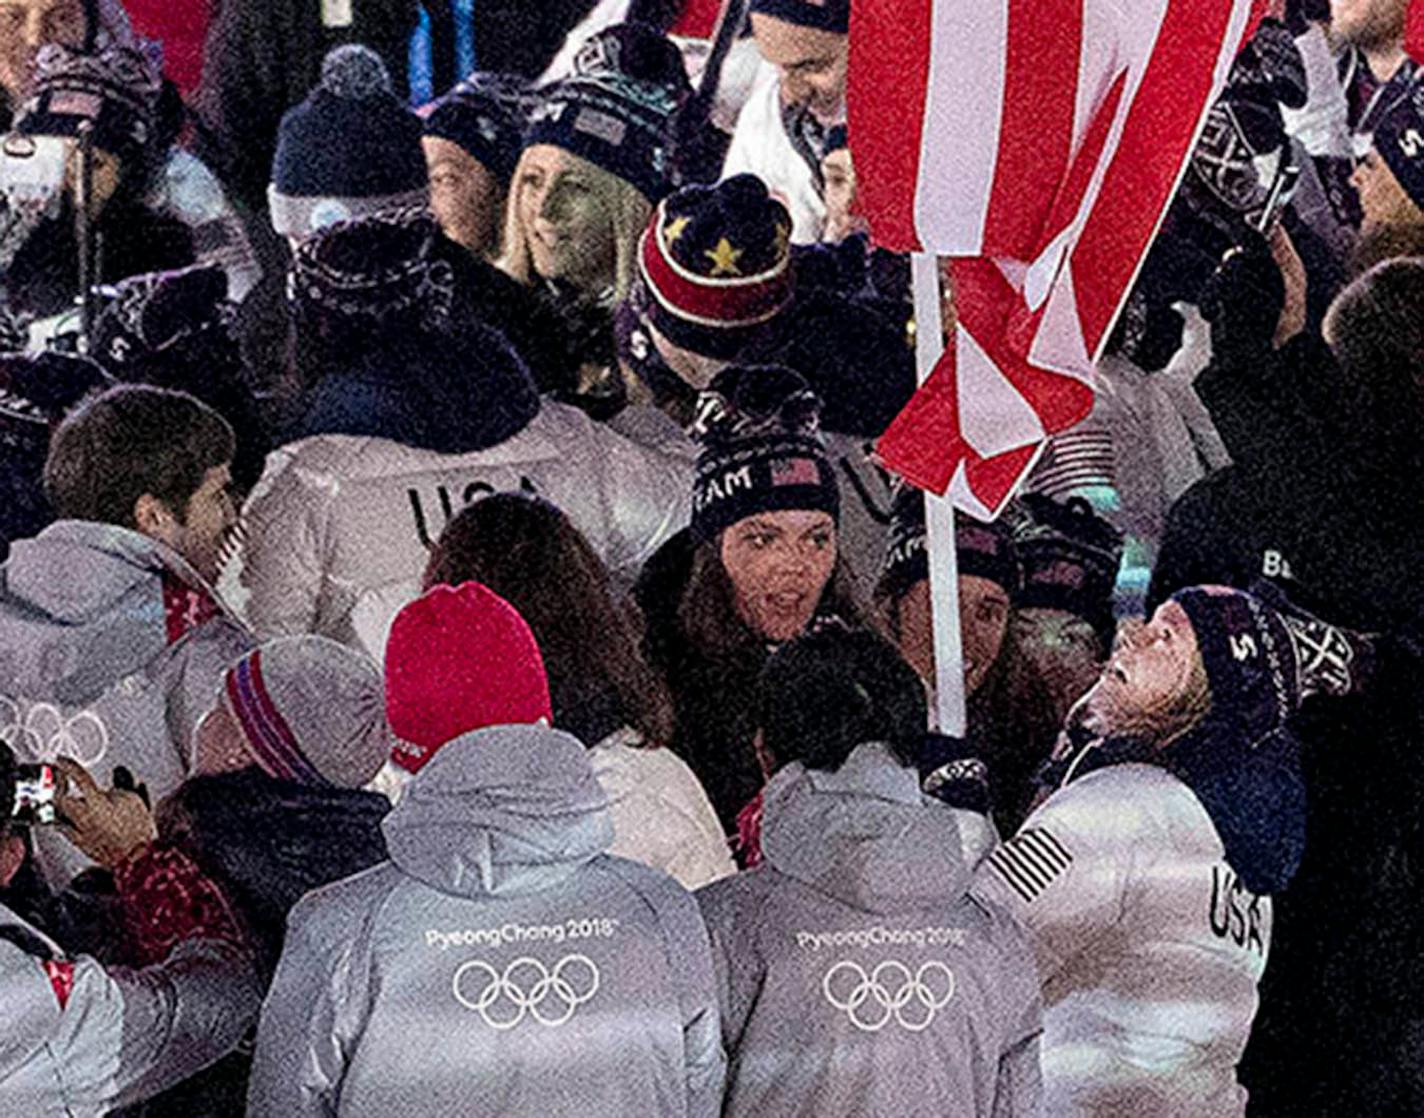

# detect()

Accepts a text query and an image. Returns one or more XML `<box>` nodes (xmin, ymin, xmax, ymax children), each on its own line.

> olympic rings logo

<box><xmin>0</xmin><ymin>696</ymin><xmax>109</xmax><ymax>768</ymax></box>
<box><xmin>822</xmin><ymin>960</ymin><xmax>956</xmax><ymax>1032</ymax></box>
<box><xmin>453</xmin><ymin>955</ymin><xmax>601</xmax><ymax>1030</ymax></box>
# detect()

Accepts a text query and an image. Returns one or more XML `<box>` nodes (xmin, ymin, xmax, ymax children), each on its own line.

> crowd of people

<box><xmin>0</xmin><ymin>0</ymin><xmax>1420</xmax><ymax>1114</ymax></box>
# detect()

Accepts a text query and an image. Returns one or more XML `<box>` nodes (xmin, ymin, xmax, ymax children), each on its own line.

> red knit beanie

<box><xmin>384</xmin><ymin>582</ymin><xmax>553</xmax><ymax>773</ymax></box>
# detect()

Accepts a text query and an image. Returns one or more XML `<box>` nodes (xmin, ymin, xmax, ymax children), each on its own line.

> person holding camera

<box><xmin>0</xmin><ymin>743</ymin><xmax>259</xmax><ymax>1116</ymax></box>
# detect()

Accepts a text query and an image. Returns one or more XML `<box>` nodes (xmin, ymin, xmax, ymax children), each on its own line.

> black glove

<box><xmin>1199</xmin><ymin>232</ymin><xmax>1285</xmax><ymax>362</ymax></box>
<box><xmin>917</xmin><ymin>733</ymin><xmax>992</xmax><ymax>814</ymax></box>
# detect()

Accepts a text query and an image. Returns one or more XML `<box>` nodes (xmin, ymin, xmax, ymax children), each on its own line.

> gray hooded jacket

<box><xmin>0</xmin><ymin>521</ymin><xmax>252</xmax><ymax>886</ymax></box>
<box><xmin>0</xmin><ymin>901</ymin><xmax>259</xmax><ymax>1116</ymax></box>
<box><xmin>696</xmin><ymin>742</ymin><xmax>1043</xmax><ymax>1117</ymax></box>
<box><xmin>248</xmin><ymin>723</ymin><xmax>725</xmax><ymax>1118</ymax></box>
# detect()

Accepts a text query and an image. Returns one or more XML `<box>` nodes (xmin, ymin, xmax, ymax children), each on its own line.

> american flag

<box><xmin>848</xmin><ymin>0</ymin><xmax>1268</xmax><ymax>519</ymax></box>
<box><xmin>770</xmin><ymin>457</ymin><xmax>823</xmax><ymax>487</ymax></box>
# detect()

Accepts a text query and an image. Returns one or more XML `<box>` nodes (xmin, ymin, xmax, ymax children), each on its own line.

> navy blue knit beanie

<box><xmin>270</xmin><ymin>45</ymin><xmax>430</xmax><ymax>238</ymax></box>
<box><xmin>422</xmin><ymin>72</ymin><xmax>528</xmax><ymax>188</ymax></box>
<box><xmin>879</xmin><ymin>484</ymin><xmax>1020</xmax><ymax>604</ymax></box>
<box><xmin>16</xmin><ymin>43</ymin><xmax>159</xmax><ymax>170</ymax></box>
<box><xmin>750</xmin><ymin>0</ymin><xmax>851</xmax><ymax>33</ymax></box>
<box><xmin>690</xmin><ymin>365</ymin><xmax>839</xmax><ymax>543</ymax></box>
<box><xmin>637</xmin><ymin>174</ymin><xmax>794</xmax><ymax>361</ymax></box>
<box><xmin>523</xmin><ymin>23</ymin><xmax>690</xmax><ymax>202</ymax></box>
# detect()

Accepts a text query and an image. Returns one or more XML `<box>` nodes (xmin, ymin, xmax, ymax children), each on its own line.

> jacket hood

<box><xmin>0</xmin><ymin>521</ymin><xmax>204</xmax><ymax>704</ymax></box>
<box><xmin>382</xmin><ymin>723</ymin><xmax>613</xmax><ymax>898</ymax></box>
<box><xmin>761</xmin><ymin>742</ymin><xmax>973</xmax><ymax>914</ymax></box>
<box><xmin>296</xmin><ymin>328</ymin><xmax>541</xmax><ymax>455</ymax></box>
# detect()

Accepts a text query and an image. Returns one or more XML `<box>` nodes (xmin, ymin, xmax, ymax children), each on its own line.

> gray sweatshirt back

<box><xmin>697</xmin><ymin>742</ymin><xmax>1043</xmax><ymax>1117</ymax></box>
<box><xmin>248</xmin><ymin>723</ymin><xmax>724</xmax><ymax>1117</ymax></box>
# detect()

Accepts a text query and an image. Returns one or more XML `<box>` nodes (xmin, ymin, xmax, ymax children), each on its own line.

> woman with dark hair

<box><xmin>876</xmin><ymin>486</ymin><xmax>1061</xmax><ymax>836</ymax></box>
<box><xmin>636</xmin><ymin>364</ymin><xmax>876</xmax><ymax>833</ymax></box>
<box><xmin>422</xmin><ymin>492</ymin><xmax>735</xmax><ymax>889</ymax></box>
<box><xmin>696</xmin><ymin>623</ymin><xmax>1043</xmax><ymax>1117</ymax></box>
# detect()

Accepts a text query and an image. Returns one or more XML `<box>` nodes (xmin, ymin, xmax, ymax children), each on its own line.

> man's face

<box><xmin>142</xmin><ymin>462</ymin><xmax>237</xmax><ymax>584</ymax></box>
<box><xmin>1351</xmin><ymin>148</ymin><xmax>1424</xmax><ymax>235</ymax></box>
<box><xmin>1330</xmin><ymin>0</ymin><xmax>1408</xmax><ymax>51</ymax></box>
<box><xmin>751</xmin><ymin>13</ymin><xmax>848</xmax><ymax>124</ymax></box>
<box><xmin>0</xmin><ymin>0</ymin><xmax>86</xmax><ymax>98</ymax></box>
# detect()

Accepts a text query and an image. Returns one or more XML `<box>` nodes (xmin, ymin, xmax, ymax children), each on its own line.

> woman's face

<box><xmin>423</xmin><ymin>136</ymin><xmax>503</xmax><ymax>255</ymax></box>
<box><xmin>892</xmin><ymin>574</ymin><xmax>1010</xmax><ymax>698</ymax></box>
<box><xmin>1014</xmin><ymin>607</ymin><xmax>1104</xmax><ymax>720</ymax></box>
<box><xmin>720</xmin><ymin>509</ymin><xmax>837</xmax><ymax>642</ymax></box>
<box><xmin>515</xmin><ymin>144</ymin><xmax>616</xmax><ymax>291</ymax></box>
<box><xmin>1086</xmin><ymin>598</ymin><xmax>1201</xmax><ymax>732</ymax></box>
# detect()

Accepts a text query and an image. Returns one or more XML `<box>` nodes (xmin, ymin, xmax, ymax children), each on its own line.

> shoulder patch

<box><xmin>988</xmin><ymin>828</ymin><xmax>1073</xmax><ymax>903</ymax></box>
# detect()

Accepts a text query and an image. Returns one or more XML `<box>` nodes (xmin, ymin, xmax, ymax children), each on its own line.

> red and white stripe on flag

<box><xmin>849</xmin><ymin>0</ymin><xmax>1268</xmax><ymax>519</ymax></box>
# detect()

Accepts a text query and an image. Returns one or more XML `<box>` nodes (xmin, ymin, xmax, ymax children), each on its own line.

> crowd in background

<box><xmin>0</xmin><ymin>0</ymin><xmax>1421</xmax><ymax>1114</ymax></box>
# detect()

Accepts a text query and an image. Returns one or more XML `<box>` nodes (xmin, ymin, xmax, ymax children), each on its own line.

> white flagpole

<box><xmin>910</xmin><ymin>254</ymin><xmax>967</xmax><ymax>737</ymax></box>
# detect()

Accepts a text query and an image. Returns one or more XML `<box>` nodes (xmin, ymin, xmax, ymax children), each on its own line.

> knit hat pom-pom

<box><xmin>320</xmin><ymin>43</ymin><xmax>392</xmax><ymax>99</ymax></box>
<box><xmin>693</xmin><ymin>365</ymin><xmax>823</xmax><ymax>443</ymax></box>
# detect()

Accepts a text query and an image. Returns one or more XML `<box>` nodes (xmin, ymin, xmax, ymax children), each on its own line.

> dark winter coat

<box><xmin>1</xmin><ymin>200</ymin><xmax>195</xmax><ymax>324</ymax></box>
<box><xmin>111</xmin><ymin>768</ymin><xmax>390</xmax><ymax>1118</ymax></box>
<box><xmin>158</xmin><ymin>767</ymin><xmax>391</xmax><ymax>978</ymax></box>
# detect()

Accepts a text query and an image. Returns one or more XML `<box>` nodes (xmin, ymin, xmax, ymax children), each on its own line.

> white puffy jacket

<box><xmin>237</xmin><ymin>400</ymin><xmax>691</xmax><ymax>660</ymax></box>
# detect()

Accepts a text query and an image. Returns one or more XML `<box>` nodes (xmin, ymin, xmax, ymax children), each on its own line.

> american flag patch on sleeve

<box><xmin>989</xmin><ymin>828</ymin><xmax>1073</xmax><ymax>903</ymax></box>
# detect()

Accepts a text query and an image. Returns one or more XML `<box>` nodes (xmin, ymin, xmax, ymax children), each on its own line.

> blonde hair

<box><xmin>1086</xmin><ymin>655</ymin><xmax>1211</xmax><ymax>750</ymax></box>
<box><xmin>496</xmin><ymin>145</ymin><xmax>653</xmax><ymax>301</ymax></box>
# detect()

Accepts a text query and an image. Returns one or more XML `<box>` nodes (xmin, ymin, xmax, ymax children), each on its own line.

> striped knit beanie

<box><xmin>637</xmin><ymin>174</ymin><xmax>794</xmax><ymax>360</ymax></box>
<box><xmin>221</xmin><ymin>637</ymin><xmax>392</xmax><ymax>789</ymax></box>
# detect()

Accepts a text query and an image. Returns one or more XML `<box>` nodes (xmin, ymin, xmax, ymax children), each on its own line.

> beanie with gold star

<box><xmin>636</xmin><ymin>173</ymin><xmax>795</xmax><ymax>360</ymax></box>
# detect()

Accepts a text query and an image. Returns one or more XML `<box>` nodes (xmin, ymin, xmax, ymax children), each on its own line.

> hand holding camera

<box><xmin>52</xmin><ymin>758</ymin><xmax>155</xmax><ymax>869</ymax></box>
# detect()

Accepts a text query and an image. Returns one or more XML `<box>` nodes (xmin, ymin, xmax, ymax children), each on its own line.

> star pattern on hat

<box><xmin>705</xmin><ymin>237</ymin><xmax>744</xmax><ymax>276</ymax></box>
<box><xmin>663</xmin><ymin>214</ymin><xmax>691</xmax><ymax>245</ymax></box>
<box><xmin>774</xmin><ymin>222</ymin><xmax>791</xmax><ymax>258</ymax></box>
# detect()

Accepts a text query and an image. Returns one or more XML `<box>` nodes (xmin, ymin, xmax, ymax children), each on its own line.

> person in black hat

<box><xmin>91</xmin><ymin>263</ymin><xmax>271</xmax><ymax>498</ymax></box>
<box><xmin>499</xmin><ymin>23</ymin><xmax>689</xmax><ymax>296</ymax></box>
<box><xmin>1009</xmin><ymin>493</ymin><xmax>1126</xmax><ymax>725</ymax></box>
<box><xmin>3</xmin><ymin>41</ymin><xmax>195</xmax><ymax>322</ymax></box>
<box><xmin>635</xmin><ymin>365</ymin><xmax>873</xmax><ymax>832</ymax></box>
<box><xmin>970</xmin><ymin>581</ymin><xmax>1378</xmax><ymax>1118</ymax></box>
<box><xmin>238</xmin><ymin>206</ymin><xmax>692</xmax><ymax>655</ymax></box>
<box><xmin>421</xmin><ymin>72</ymin><xmax>527</xmax><ymax>257</ymax></box>
<box><xmin>876</xmin><ymin>486</ymin><xmax>1060</xmax><ymax>833</ymax></box>
<box><xmin>1349</xmin><ymin>76</ymin><xmax>1424</xmax><ymax>266</ymax></box>
<box><xmin>615</xmin><ymin>172</ymin><xmax>913</xmax><ymax>595</ymax></box>
<box><xmin>267</xmin><ymin>44</ymin><xmax>429</xmax><ymax>244</ymax></box>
